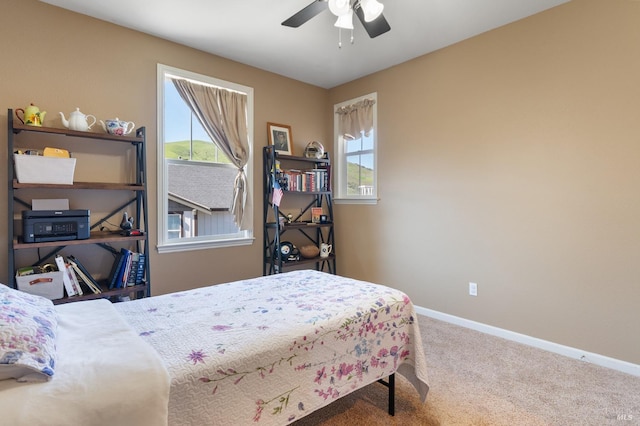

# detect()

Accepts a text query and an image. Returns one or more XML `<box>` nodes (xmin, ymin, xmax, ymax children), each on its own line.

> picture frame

<box><xmin>267</xmin><ymin>122</ymin><xmax>293</xmax><ymax>155</ymax></box>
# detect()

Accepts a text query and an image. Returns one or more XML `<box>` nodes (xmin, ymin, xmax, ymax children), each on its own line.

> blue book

<box><xmin>108</xmin><ymin>251</ymin><xmax>125</xmax><ymax>290</ymax></box>
<box><xmin>118</xmin><ymin>249</ymin><xmax>133</xmax><ymax>289</ymax></box>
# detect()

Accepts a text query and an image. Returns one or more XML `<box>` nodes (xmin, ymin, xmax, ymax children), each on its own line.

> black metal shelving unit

<box><xmin>7</xmin><ymin>108</ymin><xmax>150</xmax><ymax>303</ymax></box>
<box><xmin>263</xmin><ymin>146</ymin><xmax>336</xmax><ymax>275</ymax></box>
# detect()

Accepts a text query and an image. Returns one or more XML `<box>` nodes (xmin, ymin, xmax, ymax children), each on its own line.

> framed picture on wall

<box><xmin>267</xmin><ymin>122</ymin><xmax>293</xmax><ymax>155</ymax></box>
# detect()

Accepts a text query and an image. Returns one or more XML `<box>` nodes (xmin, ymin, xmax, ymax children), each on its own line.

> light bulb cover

<box><xmin>361</xmin><ymin>0</ymin><xmax>384</xmax><ymax>22</ymax></box>
<box><xmin>328</xmin><ymin>0</ymin><xmax>350</xmax><ymax>16</ymax></box>
<box><xmin>334</xmin><ymin>10</ymin><xmax>354</xmax><ymax>29</ymax></box>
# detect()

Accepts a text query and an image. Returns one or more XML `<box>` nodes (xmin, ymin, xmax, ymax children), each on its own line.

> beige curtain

<box><xmin>335</xmin><ymin>98</ymin><xmax>376</xmax><ymax>140</ymax></box>
<box><xmin>172</xmin><ymin>79</ymin><xmax>250</xmax><ymax>229</ymax></box>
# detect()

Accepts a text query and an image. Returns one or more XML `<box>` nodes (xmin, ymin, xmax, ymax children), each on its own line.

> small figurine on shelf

<box><xmin>120</xmin><ymin>212</ymin><xmax>134</xmax><ymax>231</ymax></box>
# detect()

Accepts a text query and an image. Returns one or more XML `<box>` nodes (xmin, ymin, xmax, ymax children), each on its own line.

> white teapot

<box><xmin>60</xmin><ymin>108</ymin><xmax>96</xmax><ymax>132</ymax></box>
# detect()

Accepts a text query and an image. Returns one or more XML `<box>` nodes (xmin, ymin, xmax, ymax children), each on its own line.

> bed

<box><xmin>0</xmin><ymin>269</ymin><xmax>429</xmax><ymax>425</ymax></box>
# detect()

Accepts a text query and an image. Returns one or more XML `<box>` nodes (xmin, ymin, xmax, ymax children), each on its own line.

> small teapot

<box><xmin>16</xmin><ymin>103</ymin><xmax>46</xmax><ymax>126</ymax></box>
<box><xmin>100</xmin><ymin>118</ymin><xmax>135</xmax><ymax>136</ymax></box>
<box><xmin>60</xmin><ymin>108</ymin><xmax>96</xmax><ymax>132</ymax></box>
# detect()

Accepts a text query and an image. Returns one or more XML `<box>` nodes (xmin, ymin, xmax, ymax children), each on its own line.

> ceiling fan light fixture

<box><xmin>328</xmin><ymin>0</ymin><xmax>350</xmax><ymax>17</ymax></box>
<box><xmin>361</xmin><ymin>0</ymin><xmax>384</xmax><ymax>22</ymax></box>
<box><xmin>282</xmin><ymin>0</ymin><xmax>389</xmax><ymax>47</ymax></box>
<box><xmin>334</xmin><ymin>10</ymin><xmax>354</xmax><ymax>29</ymax></box>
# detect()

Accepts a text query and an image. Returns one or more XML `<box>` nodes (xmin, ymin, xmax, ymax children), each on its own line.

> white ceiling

<box><xmin>40</xmin><ymin>0</ymin><xmax>569</xmax><ymax>89</ymax></box>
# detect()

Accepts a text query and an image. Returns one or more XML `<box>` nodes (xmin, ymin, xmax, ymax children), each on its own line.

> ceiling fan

<box><xmin>282</xmin><ymin>0</ymin><xmax>391</xmax><ymax>39</ymax></box>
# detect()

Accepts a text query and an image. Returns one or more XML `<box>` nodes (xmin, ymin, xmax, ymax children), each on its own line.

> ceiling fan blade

<box><xmin>354</xmin><ymin>6</ymin><xmax>391</xmax><ymax>38</ymax></box>
<box><xmin>282</xmin><ymin>0</ymin><xmax>328</xmax><ymax>28</ymax></box>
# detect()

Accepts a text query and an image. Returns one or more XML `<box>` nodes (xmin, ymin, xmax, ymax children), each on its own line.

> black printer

<box><xmin>22</xmin><ymin>210</ymin><xmax>90</xmax><ymax>243</ymax></box>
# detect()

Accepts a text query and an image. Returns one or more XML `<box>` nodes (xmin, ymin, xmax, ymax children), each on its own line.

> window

<box><xmin>333</xmin><ymin>93</ymin><xmax>378</xmax><ymax>204</ymax></box>
<box><xmin>157</xmin><ymin>64</ymin><xmax>254</xmax><ymax>252</ymax></box>
<box><xmin>167</xmin><ymin>213</ymin><xmax>183</xmax><ymax>239</ymax></box>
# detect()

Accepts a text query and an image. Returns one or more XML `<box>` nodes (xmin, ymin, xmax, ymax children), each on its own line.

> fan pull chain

<box><xmin>338</xmin><ymin>29</ymin><xmax>355</xmax><ymax>48</ymax></box>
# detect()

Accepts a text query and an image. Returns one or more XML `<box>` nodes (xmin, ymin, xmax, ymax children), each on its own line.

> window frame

<box><xmin>156</xmin><ymin>63</ymin><xmax>254</xmax><ymax>253</ymax></box>
<box><xmin>167</xmin><ymin>212</ymin><xmax>183</xmax><ymax>239</ymax></box>
<box><xmin>333</xmin><ymin>92</ymin><xmax>378</xmax><ymax>205</ymax></box>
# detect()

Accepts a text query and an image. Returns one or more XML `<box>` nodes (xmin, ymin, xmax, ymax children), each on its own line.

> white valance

<box><xmin>335</xmin><ymin>98</ymin><xmax>376</xmax><ymax>140</ymax></box>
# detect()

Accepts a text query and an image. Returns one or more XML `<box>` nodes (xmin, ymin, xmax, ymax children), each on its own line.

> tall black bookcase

<box><xmin>263</xmin><ymin>146</ymin><xmax>336</xmax><ymax>275</ymax></box>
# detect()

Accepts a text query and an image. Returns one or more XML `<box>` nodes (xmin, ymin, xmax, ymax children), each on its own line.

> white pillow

<box><xmin>0</xmin><ymin>283</ymin><xmax>58</xmax><ymax>382</ymax></box>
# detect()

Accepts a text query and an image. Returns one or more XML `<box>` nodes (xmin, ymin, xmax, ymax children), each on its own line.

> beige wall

<box><xmin>329</xmin><ymin>0</ymin><xmax>640</xmax><ymax>364</ymax></box>
<box><xmin>2</xmin><ymin>0</ymin><xmax>638</xmax><ymax>366</ymax></box>
<box><xmin>0</xmin><ymin>1</ymin><xmax>329</xmax><ymax>294</ymax></box>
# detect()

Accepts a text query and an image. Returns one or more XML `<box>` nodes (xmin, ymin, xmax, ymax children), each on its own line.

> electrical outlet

<box><xmin>469</xmin><ymin>282</ymin><xmax>478</xmax><ymax>296</ymax></box>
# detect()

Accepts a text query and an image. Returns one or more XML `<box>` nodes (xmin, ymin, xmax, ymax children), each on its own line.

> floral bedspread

<box><xmin>114</xmin><ymin>269</ymin><xmax>429</xmax><ymax>426</ymax></box>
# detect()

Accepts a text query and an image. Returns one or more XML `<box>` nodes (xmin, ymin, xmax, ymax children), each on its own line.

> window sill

<box><xmin>157</xmin><ymin>235</ymin><xmax>254</xmax><ymax>253</ymax></box>
<box><xmin>334</xmin><ymin>197</ymin><xmax>379</xmax><ymax>205</ymax></box>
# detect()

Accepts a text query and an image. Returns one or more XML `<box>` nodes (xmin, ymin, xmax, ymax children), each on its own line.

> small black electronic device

<box><xmin>22</xmin><ymin>210</ymin><xmax>90</xmax><ymax>243</ymax></box>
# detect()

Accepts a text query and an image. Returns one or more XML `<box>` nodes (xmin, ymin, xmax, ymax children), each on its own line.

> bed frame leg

<box><xmin>377</xmin><ymin>373</ymin><xmax>395</xmax><ymax>416</ymax></box>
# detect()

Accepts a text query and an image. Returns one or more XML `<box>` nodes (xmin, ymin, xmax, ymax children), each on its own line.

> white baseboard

<box><xmin>415</xmin><ymin>306</ymin><xmax>640</xmax><ymax>378</ymax></box>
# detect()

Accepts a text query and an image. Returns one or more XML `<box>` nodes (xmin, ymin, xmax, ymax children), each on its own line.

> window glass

<box><xmin>167</xmin><ymin>213</ymin><xmax>182</xmax><ymax>239</ymax></box>
<box><xmin>333</xmin><ymin>93</ymin><xmax>377</xmax><ymax>204</ymax></box>
<box><xmin>157</xmin><ymin>64</ymin><xmax>254</xmax><ymax>252</ymax></box>
<box><xmin>164</xmin><ymin>81</ymin><xmax>231</xmax><ymax>163</ymax></box>
<box><xmin>346</xmin><ymin>150</ymin><xmax>374</xmax><ymax>196</ymax></box>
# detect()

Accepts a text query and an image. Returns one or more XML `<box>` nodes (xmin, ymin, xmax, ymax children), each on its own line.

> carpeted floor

<box><xmin>293</xmin><ymin>315</ymin><xmax>640</xmax><ymax>425</ymax></box>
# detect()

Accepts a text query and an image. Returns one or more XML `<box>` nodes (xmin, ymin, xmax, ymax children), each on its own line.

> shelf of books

<box><xmin>14</xmin><ymin>250</ymin><xmax>147</xmax><ymax>305</ymax></box>
<box><xmin>277</xmin><ymin>167</ymin><xmax>330</xmax><ymax>193</ymax></box>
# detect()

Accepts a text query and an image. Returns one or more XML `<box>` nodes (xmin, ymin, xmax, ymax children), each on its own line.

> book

<box><xmin>69</xmin><ymin>261</ymin><xmax>99</xmax><ymax>294</ymax></box>
<box><xmin>126</xmin><ymin>252</ymin><xmax>140</xmax><ymax>287</ymax></box>
<box><xmin>66</xmin><ymin>258</ymin><xmax>90</xmax><ymax>292</ymax></box>
<box><xmin>67</xmin><ymin>256</ymin><xmax>101</xmax><ymax>294</ymax></box>
<box><xmin>311</xmin><ymin>207</ymin><xmax>323</xmax><ymax>224</ymax></box>
<box><xmin>311</xmin><ymin>168</ymin><xmax>328</xmax><ymax>191</ymax></box>
<box><xmin>119</xmin><ymin>249</ymin><xmax>134</xmax><ymax>289</ymax></box>
<box><xmin>66</xmin><ymin>263</ymin><xmax>84</xmax><ymax>296</ymax></box>
<box><xmin>135</xmin><ymin>253</ymin><xmax>146</xmax><ymax>285</ymax></box>
<box><xmin>68</xmin><ymin>256</ymin><xmax>101</xmax><ymax>293</ymax></box>
<box><xmin>107</xmin><ymin>251</ymin><xmax>125</xmax><ymax>290</ymax></box>
<box><xmin>323</xmin><ymin>164</ymin><xmax>331</xmax><ymax>191</ymax></box>
<box><xmin>54</xmin><ymin>255</ymin><xmax>80</xmax><ymax>297</ymax></box>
